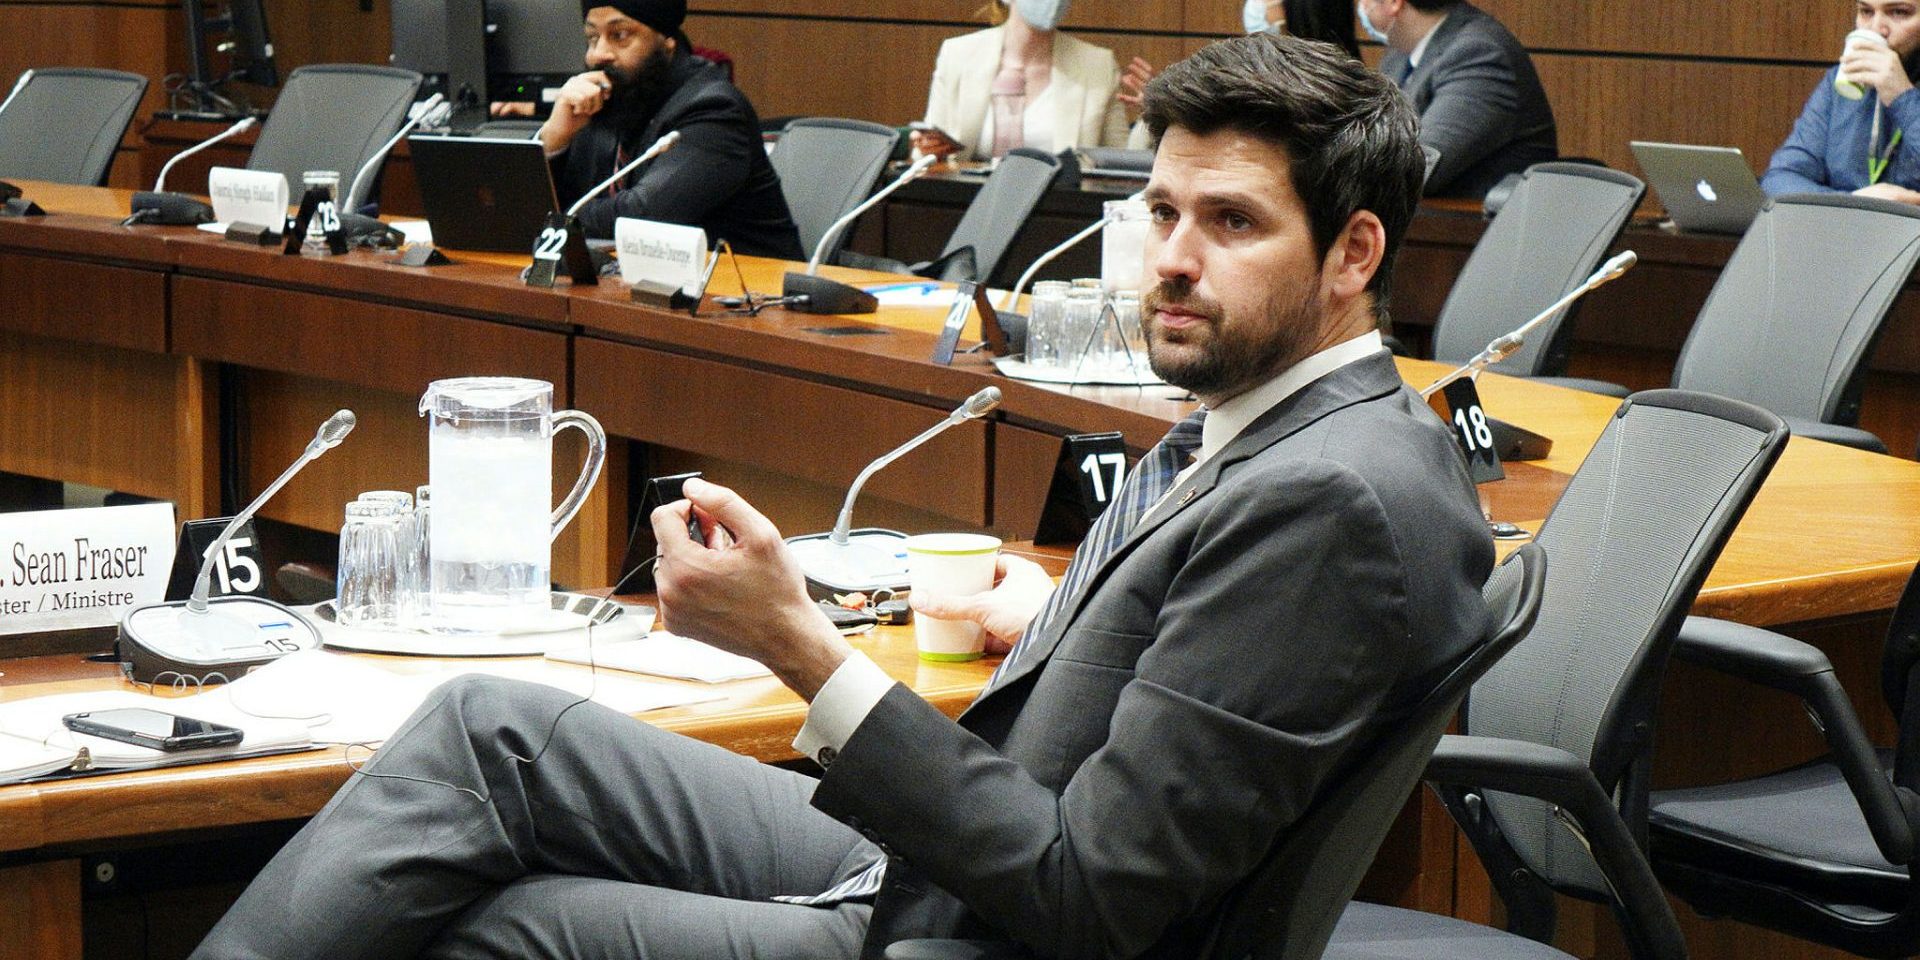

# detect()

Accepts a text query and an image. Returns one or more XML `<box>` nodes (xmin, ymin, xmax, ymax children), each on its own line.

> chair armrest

<box><xmin>1424</xmin><ymin>736</ymin><xmax>1687</xmax><ymax>960</ymax></box>
<box><xmin>885</xmin><ymin>940</ymin><xmax>1033</xmax><ymax>960</ymax></box>
<box><xmin>1673</xmin><ymin>616</ymin><xmax>1916</xmax><ymax>865</ymax></box>
<box><xmin>1780</xmin><ymin>416</ymin><xmax>1888</xmax><ymax>454</ymax></box>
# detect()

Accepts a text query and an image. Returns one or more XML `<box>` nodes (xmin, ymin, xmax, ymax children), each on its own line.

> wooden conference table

<box><xmin>1</xmin><ymin>180</ymin><xmax>1919</xmax><ymax>959</ymax></box>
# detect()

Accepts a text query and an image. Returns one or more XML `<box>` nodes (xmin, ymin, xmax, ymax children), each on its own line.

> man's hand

<box><xmin>909</xmin><ymin>128</ymin><xmax>963</xmax><ymax>159</ymax></box>
<box><xmin>1856</xmin><ymin>181</ymin><xmax>1920</xmax><ymax>205</ymax></box>
<box><xmin>909</xmin><ymin>554</ymin><xmax>1056</xmax><ymax>655</ymax></box>
<box><xmin>538</xmin><ymin>70</ymin><xmax>615</xmax><ymax>156</ymax></box>
<box><xmin>1117</xmin><ymin>56</ymin><xmax>1156</xmax><ymax>110</ymax></box>
<box><xmin>650</xmin><ymin>478</ymin><xmax>853</xmax><ymax>700</ymax></box>
<box><xmin>1842</xmin><ymin>41</ymin><xmax>1916</xmax><ymax>107</ymax></box>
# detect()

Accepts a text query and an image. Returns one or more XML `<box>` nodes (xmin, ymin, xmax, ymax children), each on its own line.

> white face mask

<box><xmin>1243</xmin><ymin>0</ymin><xmax>1279</xmax><ymax>34</ymax></box>
<box><xmin>1357</xmin><ymin>0</ymin><xmax>1392</xmax><ymax>44</ymax></box>
<box><xmin>1013</xmin><ymin>0</ymin><xmax>1071</xmax><ymax>31</ymax></box>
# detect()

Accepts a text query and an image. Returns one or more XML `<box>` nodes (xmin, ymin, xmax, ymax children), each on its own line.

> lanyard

<box><xmin>1870</xmin><ymin>100</ymin><xmax>1905</xmax><ymax>185</ymax></box>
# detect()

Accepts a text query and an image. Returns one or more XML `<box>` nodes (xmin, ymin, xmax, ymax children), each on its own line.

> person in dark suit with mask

<box><xmin>539</xmin><ymin>0</ymin><xmax>802</xmax><ymax>258</ymax></box>
<box><xmin>1362</xmin><ymin>0</ymin><xmax>1557</xmax><ymax>198</ymax></box>
<box><xmin>190</xmin><ymin>32</ymin><xmax>1491</xmax><ymax>960</ymax></box>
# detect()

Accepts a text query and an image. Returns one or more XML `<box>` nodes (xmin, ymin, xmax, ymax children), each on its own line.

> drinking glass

<box><xmin>338</xmin><ymin>500</ymin><xmax>404</xmax><ymax>628</ymax></box>
<box><xmin>1025</xmin><ymin>280</ymin><xmax>1071</xmax><ymax>367</ymax></box>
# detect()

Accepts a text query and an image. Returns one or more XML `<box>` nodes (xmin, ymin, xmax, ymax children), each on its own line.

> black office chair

<box><xmin>1428</xmin><ymin>162</ymin><xmax>1645</xmax><ymax>381</ymax></box>
<box><xmin>1571</xmin><ymin>194</ymin><xmax>1920</xmax><ymax>453</ymax></box>
<box><xmin>935</xmin><ymin>147</ymin><xmax>1061</xmax><ymax>285</ymax></box>
<box><xmin>888</xmin><ymin>542</ymin><xmax>1549</xmax><ymax>960</ymax></box>
<box><xmin>248</xmin><ymin>64</ymin><xmax>422</xmax><ymax>211</ymax></box>
<box><xmin>0</xmin><ymin>67</ymin><xmax>149</xmax><ymax>186</ymax></box>
<box><xmin>769</xmin><ymin>118</ymin><xmax>900</xmax><ymax>265</ymax></box>
<box><xmin>844</xmin><ymin>148</ymin><xmax>1063</xmax><ymax>285</ymax></box>
<box><xmin>1646</xmin><ymin>562</ymin><xmax>1920</xmax><ymax>957</ymax></box>
<box><xmin>1322</xmin><ymin>389</ymin><xmax>1788</xmax><ymax>960</ymax></box>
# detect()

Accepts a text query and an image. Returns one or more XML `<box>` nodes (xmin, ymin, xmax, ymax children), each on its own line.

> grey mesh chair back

<box><xmin>769</xmin><ymin>118</ymin><xmax>900</xmax><ymax>263</ymax></box>
<box><xmin>940</xmin><ymin>147</ymin><xmax>1061</xmax><ymax>285</ymax></box>
<box><xmin>0</xmin><ymin>68</ymin><xmax>149</xmax><ymax>186</ymax></box>
<box><xmin>248</xmin><ymin>64</ymin><xmax>422</xmax><ymax>207</ymax></box>
<box><xmin>1430</xmin><ymin>163</ymin><xmax>1645</xmax><ymax>376</ymax></box>
<box><xmin>1465</xmin><ymin>390</ymin><xmax>1786</xmax><ymax>899</ymax></box>
<box><xmin>1197</xmin><ymin>544</ymin><xmax>1547</xmax><ymax>960</ymax></box>
<box><xmin>1672</xmin><ymin>193</ymin><xmax>1920</xmax><ymax>427</ymax></box>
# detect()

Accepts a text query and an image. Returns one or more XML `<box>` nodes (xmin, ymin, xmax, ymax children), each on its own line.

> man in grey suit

<box><xmin>192</xmin><ymin>33</ymin><xmax>1492</xmax><ymax>960</ymax></box>
<box><xmin>1364</xmin><ymin>0</ymin><xmax>1558</xmax><ymax>198</ymax></box>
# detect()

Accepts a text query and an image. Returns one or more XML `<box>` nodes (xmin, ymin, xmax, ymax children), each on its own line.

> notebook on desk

<box><xmin>1629</xmin><ymin>141</ymin><xmax>1769</xmax><ymax>235</ymax></box>
<box><xmin>410</xmin><ymin>134</ymin><xmax>561</xmax><ymax>252</ymax></box>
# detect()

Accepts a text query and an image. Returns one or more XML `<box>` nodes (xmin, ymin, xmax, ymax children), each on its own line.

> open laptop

<box><xmin>409</xmin><ymin>134</ymin><xmax>560</xmax><ymax>252</ymax></box>
<box><xmin>1629</xmin><ymin>141</ymin><xmax>1769</xmax><ymax>236</ymax></box>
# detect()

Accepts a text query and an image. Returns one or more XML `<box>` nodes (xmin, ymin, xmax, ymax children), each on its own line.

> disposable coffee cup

<box><xmin>1836</xmin><ymin>29</ymin><xmax>1888</xmax><ymax>100</ymax></box>
<box><xmin>905</xmin><ymin>533</ymin><xmax>1001</xmax><ymax>662</ymax></box>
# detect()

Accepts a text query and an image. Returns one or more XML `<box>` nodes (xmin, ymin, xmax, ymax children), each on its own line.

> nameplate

<box><xmin>207</xmin><ymin>166</ymin><xmax>289</xmax><ymax>230</ymax></box>
<box><xmin>0</xmin><ymin>503</ymin><xmax>176</xmax><ymax>637</ymax></box>
<box><xmin>614</xmin><ymin>217</ymin><xmax>709</xmax><ymax>296</ymax></box>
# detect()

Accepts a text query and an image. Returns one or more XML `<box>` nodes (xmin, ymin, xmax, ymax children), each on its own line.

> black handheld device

<box><xmin>647</xmin><ymin>471</ymin><xmax>705</xmax><ymax>545</ymax></box>
<box><xmin>63</xmin><ymin>708</ymin><xmax>245</xmax><ymax>752</ymax></box>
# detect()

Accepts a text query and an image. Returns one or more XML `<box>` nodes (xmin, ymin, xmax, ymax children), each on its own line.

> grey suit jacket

<box><xmin>1381</xmin><ymin>2</ymin><xmax>1558</xmax><ymax>199</ymax></box>
<box><xmin>811</xmin><ymin>352</ymin><xmax>1495</xmax><ymax>959</ymax></box>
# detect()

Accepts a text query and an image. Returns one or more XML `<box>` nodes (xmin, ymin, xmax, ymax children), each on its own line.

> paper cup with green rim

<box><xmin>905</xmin><ymin>533</ymin><xmax>1002</xmax><ymax>661</ymax></box>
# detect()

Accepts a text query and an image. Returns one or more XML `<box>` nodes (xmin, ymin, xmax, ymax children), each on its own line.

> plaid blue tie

<box><xmin>987</xmin><ymin>409</ymin><xmax>1208</xmax><ymax>689</ymax></box>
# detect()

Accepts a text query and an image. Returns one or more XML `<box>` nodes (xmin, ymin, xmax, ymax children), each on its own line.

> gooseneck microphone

<box><xmin>782</xmin><ymin>154</ymin><xmax>941</xmax><ymax>315</ymax></box>
<box><xmin>997</xmin><ymin>190</ymin><xmax>1146</xmax><ymax>312</ymax></box>
<box><xmin>1421</xmin><ymin>251</ymin><xmax>1638</xmax><ymax>399</ymax></box>
<box><xmin>127</xmin><ymin>116</ymin><xmax>259</xmax><ymax>225</ymax></box>
<box><xmin>0</xmin><ymin>70</ymin><xmax>32</xmax><ymax>117</ymax></box>
<box><xmin>785</xmin><ymin>387</ymin><xmax>1002</xmax><ymax>596</ymax></box>
<box><xmin>830</xmin><ymin>386</ymin><xmax>1001</xmax><ymax>545</ymax></box>
<box><xmin>187</xmin><ymin>410</ymin><xmax>356</xmax><ymax>614</ymax></box>
<box><xmin>564</xmin><ymin>130</ymin><xmax>681</xmax><ymax>219</ymax></box>
<box><xmin>343</xmin><ymin>93</ymin><xmax>447</xmax><ymax>214</ymax></box>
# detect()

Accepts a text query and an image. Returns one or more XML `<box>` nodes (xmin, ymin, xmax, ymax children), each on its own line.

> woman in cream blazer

<box><xmin>915</xmin><ymin>4</ymin><xmax>1132</xmax><ymax>160</ymax></box>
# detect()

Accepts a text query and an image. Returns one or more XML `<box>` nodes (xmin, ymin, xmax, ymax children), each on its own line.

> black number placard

<box><xmin>1436</xmin><ymin>378</ymin><xmax>1506</xmax><ymax>483</ymax></box>
<box><xmin>1034</xmin><ymin>432</ymin><xmax>1129</xmax><ymax>545</ymax></box>
<box><xmin>164</xmin><ymin>517</ymin><xmax>268</xmax><ymax>601</ymax></box>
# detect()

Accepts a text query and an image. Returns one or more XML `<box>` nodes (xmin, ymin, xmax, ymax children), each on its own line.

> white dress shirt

<box><xmin>794</xmin><ymin>330</ymin><xmax>1389</xmax><ymax>766</ymax></box>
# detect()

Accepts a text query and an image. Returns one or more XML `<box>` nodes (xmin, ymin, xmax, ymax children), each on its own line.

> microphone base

<box><xmin>117</xmin><ymin>595</ymin><xmax>322</xmax><ymax>685</ymax></box>
<box><xmin>130</xmin><ymin>191</ymin><xmax>216</xmax><ymax>226</ymax></box>
<box><xmin>782</xmin><ymin>271</ymin><xmax>878</xmax><ymax>315</ymax></box>
<box><xmin>1489</xmin><ymin>416</ymin><xmax>1553</xmax><ymax>461</ymax></box>
<box><xmin>0</xmin><ymin>180</ymin><xmax>19</xmax><ymax>201</ymax></box>
<box><xmin>0</xmin><ymin>197</ymin><xmax>45</xmax><ymax>218</ymax></box>
<box><xmin>786</xmin><ymin>528</ymin><xmax>910</xmax><ymax>600</ymax></box>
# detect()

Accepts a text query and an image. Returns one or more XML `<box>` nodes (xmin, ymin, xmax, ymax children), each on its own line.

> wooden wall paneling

<box><xmin>0</xmin><ymin>860</ymin><xmax>81</xmax><ymax>960</ymax></box>
<box><xmin>1476</xmin><ymin>0</ymin><xmax>1848</xmax><ymax>61</ymax></box>
<box><xmin>1182</xmin><ymin>0</ymin><xmax>1245</xmax><ymax>37</ymax></box>
<box><xmin>686</xmin><ymin>15</ymin><xmax>1186</xmax><ymax>129</ymax></box>
<box><xmin>991</xmin><ymin>421</ymin><xmax>1063</xmax><ymax>537</ymax></box>
<box><xmin>1533</xmin><ymin>55</ymin><xmax>1827</xmax><ymax>174</ymax></box>
<box><xmin>0</xmin><ymin>3</ymin><xmax>185</xmax><ymax>189</ymax></box>
<box><xmin>169</xmin><ymin>275</ymin><xmax>570</xmax><ymax>396</ymax></box>
<box><xmin>0</xmin><ymin>331</ymin><xmax>191</xmax><ymax>505</ymax></box>
<box><xmin>687</xmin><ymin>0</ymin><xmax>1181</xmax><ymax>32</ymax></box>
<box><xmin>576</xmin><ymin>338</ymin><xmax>990</xmax><ymax>527</ymax></box>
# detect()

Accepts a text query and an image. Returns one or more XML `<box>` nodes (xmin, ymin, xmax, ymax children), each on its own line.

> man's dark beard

<box><xmin>600</xmin><ymin>43</ymin><xmax>676</xmax><ymax>117</ymax></box>
<box><xmin>1142</xmin><ymin>275</ymin><xmax>1318</xmax><ymax>399</ymax></box>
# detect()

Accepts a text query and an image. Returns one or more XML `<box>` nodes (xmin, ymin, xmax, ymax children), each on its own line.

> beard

<box><xmin>1141</xmin><ymin>275</ymin><xmax>1321</xmax><ymax>400</ymax></box>
<box><xmin>601</xmin><ymin>43</ymin><xmax>676</xmax><ymax>116</ymax></box>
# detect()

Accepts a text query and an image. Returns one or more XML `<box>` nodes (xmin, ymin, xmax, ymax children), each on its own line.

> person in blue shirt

<box><xmin>1765</xmin><ymin>0</ymin><xmax>1920</xmax><ymax>206</ymax></box>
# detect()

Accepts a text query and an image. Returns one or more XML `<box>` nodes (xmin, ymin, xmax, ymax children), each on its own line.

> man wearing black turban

<box><xmin>538</xmin><ymin>0</ymin><xmax>802</xmax><ymax>258</ymax></box>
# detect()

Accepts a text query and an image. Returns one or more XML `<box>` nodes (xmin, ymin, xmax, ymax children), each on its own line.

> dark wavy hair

<box><xmin>1139</xmin><ymin>32</ymin><xmax>1425</xmax><ymax>307</ymax></box>
<box><xmin>1283</xmin><ymin>0</ymin><xmax>1360</xmax><ymax>58</ymax></box>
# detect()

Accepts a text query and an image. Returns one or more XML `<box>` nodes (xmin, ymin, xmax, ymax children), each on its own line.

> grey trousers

<box><xmin>191</xmin><ymin>675</ymin><xmax>878</xmax><ymax>960</ymax></box>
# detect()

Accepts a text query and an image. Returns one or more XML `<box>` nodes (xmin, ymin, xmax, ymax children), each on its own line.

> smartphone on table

<box><xmin>63</xmin><ymin>708</ymin><xmax>245</xmax><ymax>752</ymax></box>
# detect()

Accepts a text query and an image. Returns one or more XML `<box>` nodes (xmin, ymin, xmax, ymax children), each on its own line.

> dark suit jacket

<box><xmin>1381</xmin><ymin>2</ymin><xmax>1558</xmax><ymax>199</ymax></box>
<box><xmin>812</xmin><ymin>352</ymin><xmax>1495</xmax><ymax>959</ymax></box>
<box><xmin>552</xmin><ymin>50</ymin><xmax>803</xmax><ymax>260</ymax></box>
